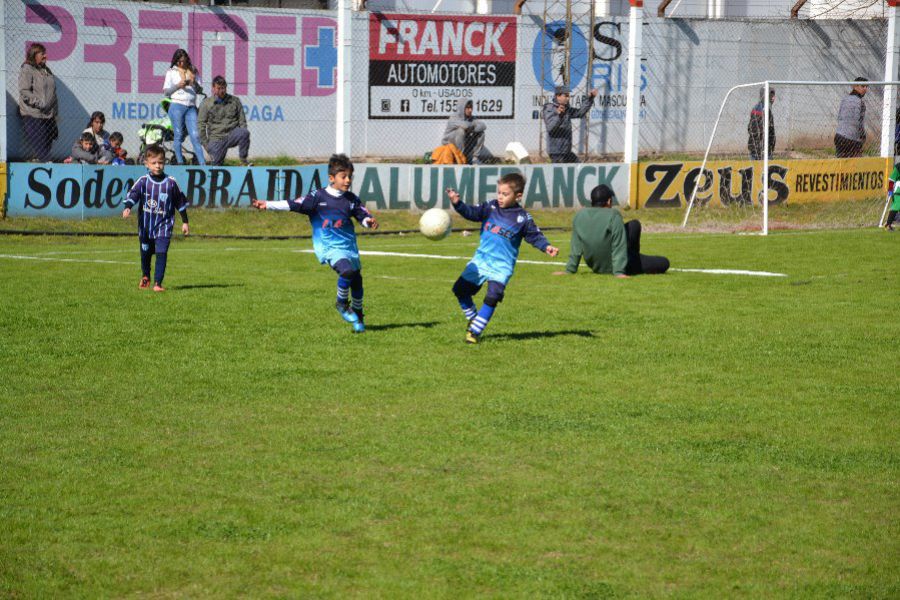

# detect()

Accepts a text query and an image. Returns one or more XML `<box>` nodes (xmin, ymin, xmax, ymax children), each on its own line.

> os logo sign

<box><xmin>531</xmin><ymin>21</ymin><xmax>590</xmax><ymax>93</ymax></box>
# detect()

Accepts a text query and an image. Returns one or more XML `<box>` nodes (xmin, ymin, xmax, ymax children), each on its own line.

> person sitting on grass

<box><xmin>122</xmin><ymin>144</ymin><xmax>190</xmax><ymax>292</ymax></box>
<box><xmin>447</xmin><ymin>172</ymin><xmax>559</xmax><ymax>344</ymax></box>
<box><xmin>556</xmin><ymin>184</ymin><xmax>669</xmax><ymax>277</ymax></box>
<box><xmin>250</xmin><ymin>154</ymin><xmax>379</xmax><ymax>333</ymax></box>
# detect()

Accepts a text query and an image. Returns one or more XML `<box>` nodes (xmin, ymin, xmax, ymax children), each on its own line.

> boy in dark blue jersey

<box><xmin>122</xmin><ymin>144</ymin><xmax>189</xmax><ymax>291</ymax></box>
<box><xmin>251</xmin><ymin>154</ymin><xmax>379</xmax><ymax>333</ymax></box>
<box><xmin>447</xmin><ymin>172</ymin><xmax>559</xmax><ymax>344</ymax></box>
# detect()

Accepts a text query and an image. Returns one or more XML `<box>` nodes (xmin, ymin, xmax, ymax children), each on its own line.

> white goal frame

<box><xmin>681</xmin><ymin>80</ymin><xmax>900</xmax><ymax>235</ymax></box>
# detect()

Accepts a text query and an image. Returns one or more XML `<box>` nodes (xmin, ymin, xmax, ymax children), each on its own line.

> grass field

<box><xmin>1</xmin><ymin>221</ymin><xmax>898</xmax><ymax>597</ymax></box>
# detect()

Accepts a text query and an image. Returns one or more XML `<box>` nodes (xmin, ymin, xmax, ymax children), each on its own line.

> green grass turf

<box><xmin>0</xmin><ymin>226</ymin><xmax>897</xmax><ymax>597</ymax></box>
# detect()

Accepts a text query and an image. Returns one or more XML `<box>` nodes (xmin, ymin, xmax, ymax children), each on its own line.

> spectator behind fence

<box><xmin>748</xmin><ymin>87</ymin><xmax>776</xmax><ymax>160</ymax></box>
<box><xmin>441</xmin><ymin>100</ymin><xmax>486</xmax><ymax>165</ymax></box>
<box><xmin>198</xmin><ymin>76</ymin><xmax>252</xmax><ymax>166</ymax></box>
<box><xmin>163</xmin><ymin>48</ymin><xmax>206</xmax><ymax>165</ymax></box>
<box><xmin>18</xmin><ymin>42</ymin><xmax>58</xmax><ymax>162</ymax></box>
<box><xmin>542</xmin><ymin>85</ymin><xmax>598</xmax><ymax>163</ymax></box>
<box><xmin>556</xmin><ymin>185</ymin><xmax>669</xmax><ymax>277</ymax></box>
<box><xmin>109</xmin><ymin>131</ymin><xmax>129</xmax><ymax>165</ymax></box>
<box><xmin>69</xmin><ymin>131</ymin><xmax>110</xmax><ymax>165</ymax></box>
<box><xmin>82</xmin><ymin>111</ymin><xmax>114</xmax><ymax>163</ymax></box>
<box><xmin>835</xmin><ymin>77</ymin><xmax>868</xmax><ymax>158</ymax></box>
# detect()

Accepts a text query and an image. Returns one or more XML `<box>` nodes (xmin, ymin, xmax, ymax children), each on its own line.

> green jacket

<box><xmin>890</xmin><ymin>165</ymin><xmax>900</xmax><ymax>211</ymax></box>
<box><xmin>198</xmin><ymin>94</ymin><xmax>247</xmax><ymax>146</ymax></box>
<box><xmin>565</xmin><ymin>207</ymin><xmax>628</xmax><ymax>275</ymax></box>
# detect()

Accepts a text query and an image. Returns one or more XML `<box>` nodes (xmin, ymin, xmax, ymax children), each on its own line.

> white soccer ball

<box><xmin>419</xmin><ymin>208</ymin><xmax>452</xmax><ymax>241</ymax></box>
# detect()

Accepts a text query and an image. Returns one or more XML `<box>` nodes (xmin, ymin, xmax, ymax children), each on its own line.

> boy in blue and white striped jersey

<box><xmin>122</xmin><ymin>144</ymin><xmax>190</xmax><ymax>291</ymax></box>
<box><xmin>251</xmin><ymin>154</ymin><xmax>379</xmax><ymax>333</ymax></box>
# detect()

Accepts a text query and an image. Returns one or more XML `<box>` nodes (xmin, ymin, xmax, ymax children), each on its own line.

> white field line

<box><xmin>0</xmin><ymin>254</ymin><xmax>132</xmax><ymax>265</ymax></box>
<box><xmin>0</xmin><ymin>248</ymin><xmax>787</xmax><ymax>277</ymax></box>
<box><xmin>295</xmin><ymin>249</ymin><xmax>788</xmax><ymax>277</ymax></box>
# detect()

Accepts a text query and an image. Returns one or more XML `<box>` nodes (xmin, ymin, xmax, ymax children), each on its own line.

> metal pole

<box><xmin>336</xmin><ymin>0</ymin><xmax>352</xmax><ymax>156</ymax></box>
<box><xmin>881</xmin><ymin>3</ymin><xmax>899</xmax><ymax>158</ymax></box>
<box><xmin>763</xmin><ymin>80</ymin><xmax>770</xmax><ymax>236</ymax></box>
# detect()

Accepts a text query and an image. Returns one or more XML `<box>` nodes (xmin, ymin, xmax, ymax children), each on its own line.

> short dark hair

<box><xmin>498</xmin><ymin>172</ymin><xmax>526</xmax><ymax>196</ymax></box>
<box><xmin>109</xmin><ymin>131</ymin><xmax>124</xmax><ymax>144</ymax></box>
<box><xmin>79</xmin><ymin>132</ymin><xmax>94</xmax><ymax>143</ymax></box>
<box><xmin>591</xmin><ymin>184</ymin><xmax>615</xmax><ymax>207</ymax></box>
<box><xmin>328</xmin><ymin>153</ymin><xmax>354</xmax><ymax>177</ymax></box>
<box><xmin>144</xmin><ymin>144</ymin><xmax>165</xmax><ymax>160</ymax></box>
<box><xmin>854</xmin><ymin>76</ymin><xmax>869</xmax><ymax>83</ymax></box>
<box><xmin>212</xmin><ymin>75</ymin><xmax>227</xmax><ymax>87</ymax></box>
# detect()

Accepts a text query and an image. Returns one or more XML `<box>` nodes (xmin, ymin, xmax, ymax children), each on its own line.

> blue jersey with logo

<box><xmin>454</xmin><ymin>199</ymin><xmax>550</xmax><ymax>284</ymax></box>
<box><xmin>286</xmin><ymin>187</ymin><xmax>373</xmax><ymax>267</ymax></box>
<box><xmin>125</xmin><ymin>172</ymin><xmax>189</xmax><ymax>239</ymax></box>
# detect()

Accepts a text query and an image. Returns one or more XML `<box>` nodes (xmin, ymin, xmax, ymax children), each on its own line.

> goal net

<box><xmin>681</xmin><ymin>81</ymin><xmax>898</xmax><ymax>234</ymax></box>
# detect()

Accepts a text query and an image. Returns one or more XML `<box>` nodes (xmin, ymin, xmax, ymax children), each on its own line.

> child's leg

<box><xmin>332</xmin><ymin>259</ymin><xmax>354</xmax><ymax>308</ymax></box>
<box><xmin>140</xmin><ymin>238</ymin><xmax>153</xmax><ymax>278</ymax></box>
<box><xmin>469</xmin><ymin>281</ymin><xmax>505</xmax><ymax>336</ymax></box>
<box><xmin>153</xmin><ymin>237</ymin><xmax>172</xmax><ymax>286</ymax></box>
<box><xmin>350</xmin><ymin>271</ymin><xmax>364</xmax><ymax>319</ymax></box>
<box><xmin>886</xmin><ymin>210</ymin><xmax>897</xmax><ymax>228</ymax></box>
<box><xmin>452</xmin><ymin>276</ymin><xmax>481</xmax><ymax>321</ymax></box>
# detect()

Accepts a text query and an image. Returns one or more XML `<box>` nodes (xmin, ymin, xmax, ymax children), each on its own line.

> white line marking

<box><xmin>0</xmin><ymin>254</ymin><xmax>131</xmax><ymax>265</ymax></box>
<box><xmin>294</xmin><ymin>249</ymin><xmax>787</xmax><ymax>277</ymax></box>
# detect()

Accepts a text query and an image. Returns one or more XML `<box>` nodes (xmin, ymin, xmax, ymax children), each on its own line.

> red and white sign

<box><xmin>368</xmin><ymin>13</ymin><xmax>516</xmax><ymax>119</ymax></box>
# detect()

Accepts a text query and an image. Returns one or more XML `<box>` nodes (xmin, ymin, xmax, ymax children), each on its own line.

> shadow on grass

<box><xmin>172</xmin><ymin>283</ymin><xmax>245</xmax><ymax>291</ymax></box>
<box><xmin>490</xmin><ymin>329</ymin><xmax>596</xmax><ymax>341</ymax></box>
<box><xmin>365</xmin><ymin>321</ymin><xmax>440</xmax><ymax>332</ymax></box>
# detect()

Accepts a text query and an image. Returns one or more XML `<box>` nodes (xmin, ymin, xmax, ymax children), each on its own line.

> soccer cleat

<box><xmin>352</xmin><ymin>320</ymin><xmax>366</xmax><ymax>333</ymax></box>
<box><xmin>465</xmin><ymin>330</ymin><xmax>480</xmax><ymax>344</ymax></box>
<box><xmin>886</xmin><ymin>223</ymin><xmax>895</xmax><ymax>231</ymax></box>
<box><xmin>139</xmin><ymin>276</ymin><xmax>150</xmax><ymax>289</ymax></box>
<box><xmin>335</xmin><ymin>301</ymin><xmax>359</xmax><ymax>324</ymax></box>
<box><xmin>153</xmin><ymin>284</ymin><xmax>166</xmax><ymax>292</ymax></box>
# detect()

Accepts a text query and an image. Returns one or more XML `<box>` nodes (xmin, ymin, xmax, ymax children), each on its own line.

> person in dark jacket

<box><xmin>748</xmin><ymin>86</ymin><xmax>776</xmax><ymax>160</ymax></box>
<box><xmin>541</xmin><ymin>84</ymin><xmax>598</xmax><ymax>163</ymax></box>
<box><xmin>18</xmin><ymin>43</ymin><xmax>58</xmax><ymax>161</ymax></box>
<box><xmin>835</xmin><ymin>77</ymin><xmax>868</xmax><ymax>158</ymax></box>
<box><xmin>556</xmin><ymin>185</ymin><xmax>669</xmax><ymax>277</ymax></box>
<box><xmin>197</xmin><ymin>76</ymin><xmax>251</xmax><ymax>166</ymax></box>
<box><xmin>441</xmin><ymin>99</ymin><xmax>486</xmax><ymax>164</ymax></box>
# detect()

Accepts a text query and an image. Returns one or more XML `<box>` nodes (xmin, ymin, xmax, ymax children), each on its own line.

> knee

<box><xmin>338</xmin><ymin>267</ymin><xmax>359</xmax><ymax>282</ymax></box>
<box><xmin>484</xmin><ymin>286</ymin><xmax>505</xmax><ymax>307</ymax></box>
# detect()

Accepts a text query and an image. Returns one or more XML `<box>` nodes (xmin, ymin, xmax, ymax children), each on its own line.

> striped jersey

<box><xmin>269</xmin><ymin>187</ymin><xmax>373</xmax><ymax>267</ymax></box>
<box><xmin>125</xmin><ymin>172</ymin><xmax>189</xmax><ymax>239</ymax></box>
<box><xmin>453</xmin><ymin>199</ymin><xmax>550</xmax><ymax>282</ymax></box>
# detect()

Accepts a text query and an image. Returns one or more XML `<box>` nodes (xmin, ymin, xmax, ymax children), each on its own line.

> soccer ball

<box><xmin>419</xmin><ymin>208</ymin><xmax>452</xmax><ymax>241</ymax></box>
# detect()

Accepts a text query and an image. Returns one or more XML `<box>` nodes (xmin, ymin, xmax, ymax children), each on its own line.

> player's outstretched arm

<box><xmin>545</xmin><ymin>245</ymin><xmax>559</xmax><ymax>257</ymax></box>
<box><xmin>446</xmin><ymin>187</ymin><xmax>461</xmax><ymax>205</ymax></box>
<box><xmin>250</xmin><ymin>199</ymin><xmax>268</xmax><ymax>210</ymax></box>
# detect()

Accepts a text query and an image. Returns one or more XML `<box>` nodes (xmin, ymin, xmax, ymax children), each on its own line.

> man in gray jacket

<box><xmin>542</xmin><ymin>85</ymin><xmax>598</xmax><ymax>163</ymax></box>
<box><xmin>441</xmin><ymin>99</ymin><xmax>486</xmax><ymax>164</ymax></box>
<box><xmin>198</xmin><ymin>76</ymin><xmax>251</xmax><ymax>166</ymax></box>
<box><xmin>834</xmin><ymin>77</ymin><xmax>868</xmax><ymax>158</ymax></box>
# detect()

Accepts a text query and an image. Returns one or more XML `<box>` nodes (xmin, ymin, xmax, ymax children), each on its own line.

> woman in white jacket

<box><xmin>162</xmin><ymin>49</ymin><xmax>206</xmax><ymax>165</ymax></box>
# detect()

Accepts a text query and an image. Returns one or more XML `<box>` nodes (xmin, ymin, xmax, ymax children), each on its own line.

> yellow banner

<box><xmin>636</xmin><ymin>157</ymin><xmax>891</xmax><ymax>209</ymax></box>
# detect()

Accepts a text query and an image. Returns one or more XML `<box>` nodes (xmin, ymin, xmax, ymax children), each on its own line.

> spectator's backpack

<box><xmin>431</xmin><ymin>143</ymin><xmax>467</xmax><ymax>165</ymax></box>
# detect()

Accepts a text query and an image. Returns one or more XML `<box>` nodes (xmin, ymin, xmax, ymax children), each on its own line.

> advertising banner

<box><xmin>7</xmin><ymin>164</ymin><xmax>327</xmax><ymax>218</ymax></box>
<box><xmin>6</xmin><ymin>162</ymin><xmax>623</xmax><ymax>217</ymax></box>
<box><xmin>637</xmin><ymin>157</ymin><xmax>890</xmax><ymax>208</ymax></box>
<box><xmin>368</xmin><ymin>12</ymin><xmax>517</xmax><ymax>119</ymax></box>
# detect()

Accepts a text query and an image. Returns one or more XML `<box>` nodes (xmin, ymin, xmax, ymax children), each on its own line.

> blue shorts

<box><xmin>326</xmin><ymin>255</ymin><xmax>361</xmax><ymax>272</ymax></box>
<box><xmin>139</xmin><ymin>236</ymin><xmax>170</xmax><ymax>254</ymax></box>
<box><xmin>460</xmin><ymin>261</ymin><xmax>510</xmax><ymax>286</ymax></box>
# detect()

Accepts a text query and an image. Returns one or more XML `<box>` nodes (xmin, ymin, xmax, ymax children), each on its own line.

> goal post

<box><xmin>682</xmin><ymin>80</ymin><xmax>900</xmax><ymax>234</ymax></box>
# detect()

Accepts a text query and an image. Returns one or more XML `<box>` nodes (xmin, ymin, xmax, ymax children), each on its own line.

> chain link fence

<box><xmin>2</xmin><ymin>0</ymin><xmax>892</xmax><ymax>164</ymax></box>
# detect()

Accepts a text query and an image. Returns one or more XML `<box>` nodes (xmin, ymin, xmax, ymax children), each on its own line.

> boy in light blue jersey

<box><xmin>251</xmin><ymin>154</ymin><xmax>379</xmax><ymax>333</ymax></box>
<box><xmin>447</xmin><ymin>172</ymin><xmax>559</xmax><ymax>344</ymax></box>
